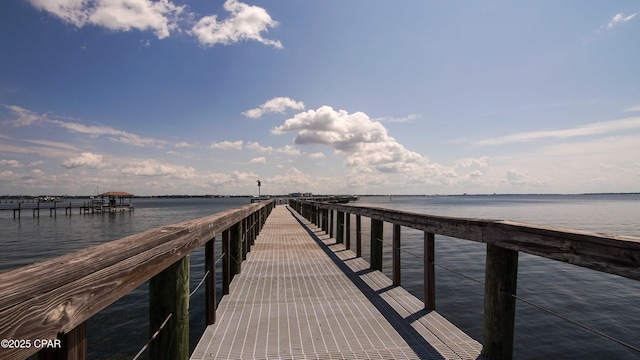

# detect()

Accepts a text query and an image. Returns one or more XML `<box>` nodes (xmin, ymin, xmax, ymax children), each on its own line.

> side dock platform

<box><xmin>191</xmin><ymin>205</ymin><xmax>483</xmax><ymax>359</ymax></box>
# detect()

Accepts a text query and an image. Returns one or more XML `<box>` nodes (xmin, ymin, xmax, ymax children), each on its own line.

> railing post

<box><xmin>329</xmin><ymin>209</ymin><xmax>334</xmax><ymax>238</ymax></box>
<box><xmin>345</xmin><ymin>213</ymin><xmax>351</xmax><ymax>250</ymax></box>
<box><xmin>370</xmin><ymin>219</ymin><xmax>383</xmax><ymax>271</ymax></box>
<box><xmin>242</xmin><ymin>217</ymin><xmax>248</xmax><ymax>260</ymax></box>
<box><xmin>222</xmin><ymin>229</ymin><xmax>230</xmax><ymax>295</ymax></box>
<box><xmin>424</xmin><ymin>232</ymin><xmax>435</xmax><ymax>310</ymax></box>
<box><xmin>322</xmin><ymin>209</ymin><xmax>327</xmax><ymax>233</ymax></box>
<box><xmin>392</xmin><ymin>224</ymin><xmax>401</xmax><ymax>286</ymax></box>
<box><xmin>149</xmin><ymin>255</ymin><xmax>189</xmax><ymax>360</ymax></box>
<box><xmin>336</xmin><ymin>211</ymin><xmax>344</xmax><ymax>244</ymax></box>
<box><xmin>205</xmin><ymin>236</ymin><xmax>216</xmax><ymax>325</ymax></box>
<box><xmin>356</xmin><ymin>215</ymin><xmax>362</xmax><ymax>257</ymax></box>
<box><xmin>482</xmin><ymin>244</ymin><xmax>518</xmax><ymax>360</ymax></box>
<box><xmin>250</xmin><ymin>212</ymin><xmax>256</xmax><ymax>246</ymax></box>
<box><xmin>230</xmin><ymin>222</ymin><xmax>242</xmax><ymax>277</ymax></box>
<box><xmin>38</xmin><ymin>321</ymin><xmax>86</xmax><ymax>360</ymax></box>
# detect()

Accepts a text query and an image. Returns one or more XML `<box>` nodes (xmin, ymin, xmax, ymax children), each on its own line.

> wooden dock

<box><xmin>3</xmin><ymin>197</ymin><xmax>639</xmax><ymax>360</ymax></box>
<box><xmin>191</xmin><ymin>205</ymin><xmax>483</xmax><ymax>359</ymax></box>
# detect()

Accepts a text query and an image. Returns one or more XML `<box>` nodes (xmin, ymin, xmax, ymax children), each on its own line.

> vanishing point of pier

<box><xmin>1</xmin><ymin>198</ymin><xmax>639</xmax><ymax>359</ymax></box>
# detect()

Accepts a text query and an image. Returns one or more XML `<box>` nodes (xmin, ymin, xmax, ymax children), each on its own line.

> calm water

<box><xmin>1</xmin><ymin>194</ymin><xmax>639</xmax><ymax>359</ymax></box>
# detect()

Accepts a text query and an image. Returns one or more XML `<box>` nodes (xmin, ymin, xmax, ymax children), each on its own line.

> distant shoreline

<box><xmin>1</xmin><ymin>192</ymin><xmax>638</xmax><ymax>200</ymax></box>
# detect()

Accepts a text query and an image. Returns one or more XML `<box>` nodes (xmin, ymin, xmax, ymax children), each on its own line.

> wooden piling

<box><xmin>370</xmin><ymin>219</ymin><xmax>383</xmax><ymax>271</ymax></box>
<box><xmin>222</xmin><ymin>229</ymin><xmax>230</xmax><ymax>295</ymax></box>
<box><xmin>205</xmin><ymin>237</ymin><xmax>216</xmax><ymax>325</ymax></box>
<box><xmin>336</xmin><ymin>211</ymin><xmax>344</xmax><ymax>244</ymax></box>
<box><xmin>38</xmin><ymin>322</ymin><xmax>86</xmax><ymax>360</ymax></box>
<box><xmin>230</xmin><ymin>222</ymin><xmax>242</xmax><ymax>276</ymax></box>
<box><xmin>149</xmin><ymin>255</ymin><xmax>189</xmax><ymax>360</ymax></box>
<box><xmin>482</xmin><ymin>244</ymin><xmax>518</xmax><ymax>360</ymax></box>
<box><xmin>329</xmin><ymin>210</ymin><xmax>334</xmax><ymax>238</ymax></box>
<box><xmin>392</xmin><ymin>224</ymin><xmax>401</xmax><ymax>286</ymax></box>
<box><xmin>355</xmin><ymin>215</ymin><xmax>362</xmax><ymax>257</ymax></box>
<box><xmin>345</xmin><ymin>213</ymin><xmax>351</xmax><ymax>250</ymax></box>
<box><xmin>424</xmin><ymin>232</ymin><xmax>435</xmax><ymax>310</ymax></box>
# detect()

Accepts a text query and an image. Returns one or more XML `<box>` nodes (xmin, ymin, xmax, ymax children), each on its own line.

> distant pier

<box><xmin>0</xmin><ymin>200</ymin><xmax>134</xmax><ymax>218</ymax></box>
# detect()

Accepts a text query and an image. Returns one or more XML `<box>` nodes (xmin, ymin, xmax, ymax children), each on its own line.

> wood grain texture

<box><xmin>0</xmin><ymin>200</ymin><xmax>273</xmax><ymax>360</ymax></box>
<box><xmin>292</xmin><ymin>200</ymin><xmax>640</xmax><ymax>281</ymax></box>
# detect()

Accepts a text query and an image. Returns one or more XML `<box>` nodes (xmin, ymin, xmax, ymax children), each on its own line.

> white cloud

<box><xmin>250</xmin><ymin>157</ymin><xmax>266</xmax><ymax>164</ymax></box>
<box><xmin>476</xmin><ymin>117</ymin><xmax>640</xmax><ymax>146</ymax></box>
<box><xmin>245</xmin><ymin>141</ymin><xmax>300</xmax><ymax>156</ymax></box>
<box><xmin>26</xmin><ymin>0</ymin><xmax>282</xmax><ymax>47</ymax></box>
<box><xmin>210</xmin><ymin>140</ymin><xmax>243</xmax><ymax>150</ymax></box>
<box><xmin>605</xmin><ymin>13</ymin><xmax>636</xmax><ymax>29</ymax></box>
<box><xmin>174</xmin><ymin>141</ymin><xmax>193</xmax><ymax>148</ymax></box>
<box><xmin>246</xmin><ymin>141</ymin><xmax>273</xmax><ymax>153</ymax></box>
<box><xmin>2</xmin><ymin>105</ymin><xmax>45</xmax><ymax>127</ymax></box>
<box><xmin>373</xmin><ymin>114</ymin><xmax>422</xmax><ymax>123</ymax></box>
<box><xmin>50</xmin><ymin>119</ymin><xmax>165</xmax><ymax>147</ymax></box>
<box><xmin>308</xmin><ymin>152</ymin><xmax>325</xmax><ymax>159</ymax></box>
<box><xmin>278</xmin><ymin>145</ymin><xmax>301</xmax><ymax>156</ymax></box>
<box><xmin>0</xmin><ymin>159</ymin><xmax>22</xmax><ymax>167</ymax></box>
<box><xmin>272</xmin><ymin>106</ymin><xmax>391</xmax><ymax>152</ymax></box>
<box><xmin>190</xmin><ymin>0</ymin><xmax>282</xmax><ymax>48</ymax></box>
<box><xmin>273</xmin><ymin>105</ymin><xmax>426</xmax><ymax>186</ymax></box>
<box><xmin>506</xmin><ymin>169</ymin><xmax>548</xmax><ymax>187</ymax></box>
<box><xmin>242</xmin><ymin>97</ymin><xmax>305</xmax><ymax>119</ymax></box>
<box><xmin>27</xmin><ymin>0</ymin><xmax>186</xmax><ymax>39</ymax></box>
<box><xmin>61</xmin><ymin>152</ymin><xmax>104</xmax><ymax>169</ymax></box>
<box><xmin>2</xmin><ymin>105</ymin><xmax>166</xmax><ymax>147</ymax></box>
<box><xmin>121</xmin><ymin>159</ymin><xmax>196</xmax><ymax>179</ymax></box>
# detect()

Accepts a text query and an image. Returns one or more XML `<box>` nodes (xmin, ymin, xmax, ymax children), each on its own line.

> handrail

<box><xmin>0</xmin><ymin>199</ymin><xmax>275</xmax><ymax>360</ymax></box>
<box><xmin>289</xmin><ymin>198</ymin><xmax>640</xmax><ymax>360</ymax></box>
<box><xmin>291</xmin><ymin>199</ymin><xmax>640</xmax><ymax>281</ymax></box>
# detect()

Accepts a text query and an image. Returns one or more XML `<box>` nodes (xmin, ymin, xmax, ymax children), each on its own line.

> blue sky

<box><xmin>1</xmin><ymin>0</ymin><xmax>639</xmax><ymax>196</ymax></box>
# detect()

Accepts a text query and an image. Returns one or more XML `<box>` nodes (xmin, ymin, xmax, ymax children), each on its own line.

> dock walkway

<box><xmin>191</xmin><ymin>205</ymin><xmax>483</xmax><ymax>359</ymax></box>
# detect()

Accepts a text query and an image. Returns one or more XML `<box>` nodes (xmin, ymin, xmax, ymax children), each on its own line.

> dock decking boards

<box><xmin>191</xmin><ymin>205</ymin><xmax>483</xmax><ymax>360</ymax></box>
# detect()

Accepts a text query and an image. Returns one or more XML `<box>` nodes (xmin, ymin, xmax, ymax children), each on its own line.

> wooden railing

<box><xmin>0</xmin><ymin>200</ymin><xmax>275</xmax><ymax>360</ymax></box>
<box><xmin>289</xmin><ymin>199</ymin><xmax>640</xmax><ymax>360</ymax></box>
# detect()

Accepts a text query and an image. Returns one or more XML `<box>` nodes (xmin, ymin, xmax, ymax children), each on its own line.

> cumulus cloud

<box><xmin>190</xmin><ymin>0</ymin><xmax>282</xmax><ymax>48</ymax></box>
<box><xmin>273</xmin><ymin>105</ymin><xmax>424</xmax><ymax>178</ymax></box>
<box><xmin>250</xmin><ymin>157</ymin><xmax>266</xmax><ymax>164</ymax></box>
<box><xmin>308</xmin><ymin>152</ymin><xmax>325</xmax><ymax>159</ymax></box>
<box><xmin>245</xmin><ymin>141</ymin><xmax>301</xmax><ymax>156</ymax></box>
<box><xmin>210</xmin><ymin>140</ymin><xmax>243</xmax><ymax>150</ymax></box>
<box><xmin>242</xmin><ymin>97</ymin><xmax>305</xmax><ymax>119</ymax></box>
<box><xmin>28</xmin><ymin>0</ymin><xmax>186</xmax><ymax>39</ymax></box>
<box><xmin>605</xmin><ymin>12</ymin><xmax>636</xmax><ymax>29</ymax></box>
<box><xmin>26</xmin><ymin>0</ymin><xmax>282</xmax><ymax>47</ymax></box>
<box><xmin>62</xmin><ymin>152</ymin><xmax>104</xmax><ymax>169</ymax></box>
<box><xmin>272</xmin><ymin>106</ymin><xmax>391</xmax><ymax>151</ymax></box>
<box><xmin>476</xmin><ymin>117</ymin><xmax>640</xmax><ymax>146</ymax></box>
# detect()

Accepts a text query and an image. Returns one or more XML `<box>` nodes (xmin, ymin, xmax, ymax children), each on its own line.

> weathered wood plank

<box><xmin>0</xmin><ymin>202</ymin><xmax>269</xmax><ymax>312</ymax></box>
<box><xmin>293</xmin><ymin>200</ymin><xmax>640</xmax><ymax>281</ymax></box>
<box><xmin>482</xmin><ymin>245</ymin><xmax>518</xmax><ymax>360</ymax></box>
<box><xmin>371</xmin><ymin>219</ymin><xmax>384</xmax><ymax>271</ymax></box>
<box><xmin>0</xmin><ymin>201</ymin><xmax>273</xmax><ymax>360</ymax></box>
<box><xmin>150</xmin><ymin>255</ymin><xmax>189</xmax><ymax>360</ymax></box>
